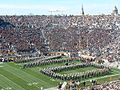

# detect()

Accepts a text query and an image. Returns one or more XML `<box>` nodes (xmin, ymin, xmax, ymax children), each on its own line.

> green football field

<box><xmin>0</xmin><ymin>62</ymin><xmax>61</xmax><ymax>90</ymax></box>
<box><xmin>0</xmin><ymin>61</ymin><xmax>120</xmax><ymax>90</ymax></box>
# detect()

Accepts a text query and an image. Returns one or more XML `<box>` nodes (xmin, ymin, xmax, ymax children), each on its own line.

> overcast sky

<box><xmin>0</xmin><ymin>0</ymin><xmax>119</xmax><ymax>15</ymax></box>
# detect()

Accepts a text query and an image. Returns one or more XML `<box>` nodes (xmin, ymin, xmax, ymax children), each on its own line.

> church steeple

<box><xmin>81</xmin><ymin>4</ymin><xmax>84</xmax><ymax>15</ymax></box>
<box><xmin>113</xmin><ymin>6</ymin><xmax>118</xmax><ymax>15</ymax></box>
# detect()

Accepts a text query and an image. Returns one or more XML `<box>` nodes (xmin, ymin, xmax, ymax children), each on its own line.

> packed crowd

<box><xmin>0</xmin><ymin>34</ymin><xmax>17</xmax><ymax>57</ymax></box>
<box><xmin>85</xmin><ymin>80</ymin><xmax>120</xmax><ymax>90</ymax></box>
<box><xmin>0</xmin><ymin>15</ymin><xmax>119</xmax><ymax>60</ymax></box>
<box><xmin>57</xmin><ymin>80</ymin><xmax>120</xmax><ymax>90</ymax></box>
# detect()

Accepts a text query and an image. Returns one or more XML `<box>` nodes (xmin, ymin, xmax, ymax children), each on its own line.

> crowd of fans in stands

<box><xmin>0</xmin><ymin>14</ymin><xmax>119</xmax><ymax>60</ymax></box>
<box><xmin>57</xmin><ymin>80</ymin><xmax>120</xmax><ymax>90</ymax></box>
<box><xmin>85</xmin><ymin>80</ymin><xmax>120</xmax><ymax>90</ymax></box>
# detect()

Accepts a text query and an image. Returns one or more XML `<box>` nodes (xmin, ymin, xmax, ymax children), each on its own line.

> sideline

<box><xmin>44</xmin><ymin>87</ymin><xmax>57</xmax><ymax>90</ymax></box>
<box><xmin>44</xmin><ymin>74</ymin><xmax>120</xmax><ymax>90</ymax></box>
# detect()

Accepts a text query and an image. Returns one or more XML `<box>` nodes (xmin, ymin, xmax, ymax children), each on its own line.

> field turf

<box><xmin>0</xmin><ymin>61</ymin><xmax>120</xmax><ymax>90</ymax></box>
<box><xmin>0</xmin><ymin>62</ymin><xmax>60</xmax><ymax>90</ymax></box>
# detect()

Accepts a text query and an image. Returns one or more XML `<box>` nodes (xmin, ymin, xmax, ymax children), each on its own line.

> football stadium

<box><xmin>0</xmin><ymin>0</ymin><xmax>120</xmax><ymax>90</ymax></box>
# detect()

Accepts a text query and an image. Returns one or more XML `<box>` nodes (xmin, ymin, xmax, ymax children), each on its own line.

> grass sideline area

<box><xmin>0</xmin><ymin>60</ymin><xmax>120</xmax><ymax>90</ymax></box>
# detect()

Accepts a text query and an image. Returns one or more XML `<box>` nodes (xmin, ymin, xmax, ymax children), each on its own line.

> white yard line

<box><xmin>0</xmin><ymin>62</ymin><xmax>3</xmax><ymax>64</ymax></box>
<box><xmin>0</xmin><ymin>74</ymin><xmax>25</xmax><ymax>90</ymax></box>
<box><xmin>44</xmin><ymin>87</ymin><xmax>57</xmax><ymax>90</ymax></box>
